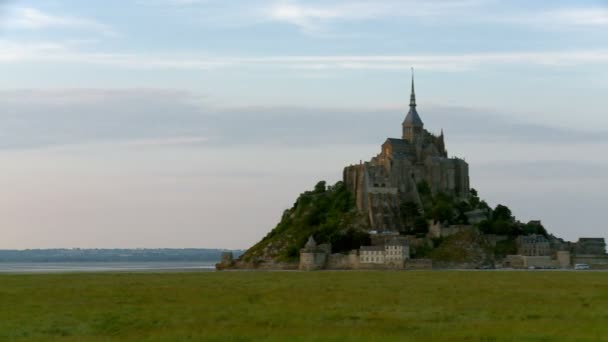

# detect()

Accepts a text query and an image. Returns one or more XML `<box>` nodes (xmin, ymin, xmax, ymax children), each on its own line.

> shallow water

<box><xmin>0</xmin><ymin>261</ymin><xmax>216</xmax><ymax>273</ymax></box>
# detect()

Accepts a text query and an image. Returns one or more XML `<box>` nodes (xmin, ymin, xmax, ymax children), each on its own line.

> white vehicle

<box><xmin>574</xmin><ymin>263</ymin><xmax>590</xmax><ymax>270</ymax></box>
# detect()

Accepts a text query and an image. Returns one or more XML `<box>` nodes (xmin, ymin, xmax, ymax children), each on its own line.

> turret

<box><xmin>402</xmin><ymin>68</ymin><xmax>424</xmax><ymax>142</ymax></box>
<box><xmin>438</xmin><ymin>129</ymin><xmax>447</xmax><ymax>156</ymax></box>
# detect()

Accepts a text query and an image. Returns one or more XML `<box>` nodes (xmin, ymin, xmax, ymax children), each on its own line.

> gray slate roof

<box><xmin>384</xmin><ymin>138</ymin><xmax>410</xmax><ymax>148</ymax></box>
<box><xmin>403</xmin><ymin>107</ymin><xmax>424</xmax><ymax>127</ymax></box>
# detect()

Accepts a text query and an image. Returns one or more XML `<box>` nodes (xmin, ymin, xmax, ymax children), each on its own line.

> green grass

<box><xmin>1</xmin><ymin>271</ymin><xmax>607</xmax><ymax>341</ymax></box>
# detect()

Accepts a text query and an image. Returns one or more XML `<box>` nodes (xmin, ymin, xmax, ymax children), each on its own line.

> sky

<box><xmin>0</xmin><ymin>0</ymin><xmax>607</xmax><ymax>249</ymax></box>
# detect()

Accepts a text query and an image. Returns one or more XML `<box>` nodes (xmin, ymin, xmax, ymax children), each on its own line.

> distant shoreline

<box><xmin>0</xmin><ymin>261</ymin><xmax>217</xmax><ymax>274</ymax></box>
<box><xmin>0</xmin><ymin>248</ymin><xmax>244</xmax><ymax>263</ymax></box>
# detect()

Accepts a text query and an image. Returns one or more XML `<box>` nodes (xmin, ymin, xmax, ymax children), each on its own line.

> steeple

<box><xmin>410</xmin><ymin>67</ymin><xmax>416</xmax><ymax>107</ymax></box>
<box><xmin>402</xmin><ymin>68</ymin><xmax>424</xmax><ymax>141</ymax></box>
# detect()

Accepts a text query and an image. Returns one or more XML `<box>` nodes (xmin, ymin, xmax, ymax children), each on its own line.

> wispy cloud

<box><xmin>1</xmin><ymin>39</ymin><xmax>608</xmax><ymax>71</ymax></box>
<box><xmin>264</xmin><ymin>0</ymin><xmax>489</xmax><ymax>32</ymax></box>
<box><xmin>1</xmin><ymin>88</ymin><xmax>606</xmax><ymax>150</ymax></box>
<box><xmin>127</xmin><ymin>1</ymin><xmax>608</xmax><ymax>35</ymax></box>
<box><xmin>4</xmin><ymin>7</ymin><xmax>116</xmax><ymax>36</ymax></box>
<box><xmin>545</xmin><ymin>8</ymin><xmax>608</xmax><ymax>27</ymax></box>
<box><xmin>0</xmin><ymin>88</ymin><xmax>208</xmax><ymax>149</ymax></box>
<box><xmin>499</xmin><ymin>7</ymin><xmax>608</xmax><ymax>30</ymax></box>
<box><xmin>263</xmin><ymin>2</ymin><xmax>608</xmax><ymax>34</ymax></box>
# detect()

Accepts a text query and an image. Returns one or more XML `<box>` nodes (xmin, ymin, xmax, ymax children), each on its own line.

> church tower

<box><xmin>402</xmin><ymin>69</ymin><xmax>424</xmax><ymax>142</ymax></box>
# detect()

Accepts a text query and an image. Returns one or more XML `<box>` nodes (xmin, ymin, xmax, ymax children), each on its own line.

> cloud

<box><xmin>0</xmin><ymin>89</ymin><xmax>208</xmax><ymax>149</ymax></box>
<box><xmin>1</xmin><ymin>39</ymin><xmax>608</xmax><ymax>71</ymax></box>
<box><xmin>544</xmin><ymin>8</ymin><xmax>608</xmax><ymax>27</ymax></box>
<box><xmin>264</xmin><ymin>0</ymin><xmax>490</xmax><ymax>32</ymax></box>
<box><xmin>263</xmin><ymin>1</ymin><xmax>608</xmax><ymax>34</ymax></box>
<box><xmin>4</xmin><ymin>7</ymin><xmax>116</xmax><ymax>36</ymax></box>
<box><xmin>1</xmin><ymin>88</ymin><xmax>607</xmax><ymax>150</ymax></box>
<box><xmin>501</xmin><ymin>7</ymin><xmax>608</xmax><ymax>29</ymax></box>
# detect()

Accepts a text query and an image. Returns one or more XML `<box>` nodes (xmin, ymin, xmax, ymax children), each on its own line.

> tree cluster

<box><xmin>249</xmin><ymin>181</ymin><xmax>370</xmax><ymax>262</ymax></box>
<box><xmin>399</xmin><ymin>183</ymin><xmax>491</xmax><ymax>235</ymax></box>
<box><xmin>477</xmin><ymin>204</ymin><xmax>547</xmax><ymax>237</ymax></box>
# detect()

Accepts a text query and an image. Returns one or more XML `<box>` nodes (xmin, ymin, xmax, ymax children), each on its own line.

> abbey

<box><xmin>343</xmin><ymin>73</ymin><xmax>469</xmax><ymax>232</ymax></box>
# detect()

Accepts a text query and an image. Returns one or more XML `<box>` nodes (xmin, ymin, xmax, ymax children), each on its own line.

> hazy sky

<box><xmin>0</xmin><ymin>0</ymin><xmax>607</xmax><ymax>249</ymax></box>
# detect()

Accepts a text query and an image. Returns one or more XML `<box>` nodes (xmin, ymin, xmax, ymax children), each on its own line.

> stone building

<box><xmin>574</xmin><ymin>238</ymin><xmax>606</xmax><ymax>255</ymax></box>
<box><xmin>360</xmin><ymin>246</ymin><xmax>385</xmax><ymax>264</ymax></box>
<box><xmin>344</xmin><ymin>71</ymin><xmax>469</xmax><ymax>231</ymax></box>
<box><xmin>516</xmin><ymin>234</ymin><xmax>551</xmax><ymax>256</ymax></box>
<box><xmin>215</xmin><ymin>251</ymin><xmax>235</xmax><ymax>270</ymax></box>
<box><xmin>429</xmin><ymin>221</ymin><xmax>472</xmax><ymax>239</ymax></box>
<box><xmin>359</xmin><ymin>239</ymin><xmax>410</xmax><ymax>268</ymax></box>
<box><xmin>299</xmin><ymin>236</ymin><xmax>331</xmax><ymax>271</ymax></box>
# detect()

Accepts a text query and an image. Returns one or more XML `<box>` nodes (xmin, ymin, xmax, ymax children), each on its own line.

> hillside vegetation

<box><xmin>239</xmin><ymin>181</ymin><xmax>370</xmax><ymax>263</ymax></box>
<box><xmin>239</xmin><ymin>179</ymin><xmax>551</xmax><ymax>265</ymax></box>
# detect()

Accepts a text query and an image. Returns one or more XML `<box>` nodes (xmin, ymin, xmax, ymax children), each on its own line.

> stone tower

<box><xmin>402</xmin><ymin>69</ymin><xmax>424</xmax><ymax>142</ymax></box>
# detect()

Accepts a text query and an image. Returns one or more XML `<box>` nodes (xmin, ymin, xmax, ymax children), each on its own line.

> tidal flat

<box><xmin>1</xmin><ymin>271</ymin><xmax>607</xmax><ymax>341</ymax></box>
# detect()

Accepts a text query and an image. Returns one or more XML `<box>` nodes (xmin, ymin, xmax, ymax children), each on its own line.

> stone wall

<box><xmin>327</xmin><ymin>252</ymin><xmax>360</xmax><ymax>270</ymax></box>
<box><xmin>574</xmin><ymin>238</ymin><xmax>607</xmax><ymax>255</ymax></box>
<box><xmin>367</xmin><ymin>191</ymin><xmax>404</xmax><ymax>231</ymax></box>
<box><xmin>429</xmin><ymin>222</ymin><xmax>473</xmax><ymax>238</ymax></box>
<box><xmin>524</xmin><ymin>256</ymin><xmax>556</xmax><ymax>268</ymax></box>
<box><xmin>505</xmin><ymin>255</ymin><xmax>558</xmax><ymax>269</ymax></box>
<box><xmin>405</xmin><ymin>259</ymin><xmax>432</xmax><ymax>270</ymax></box>
<box><xmin>505</xmin><ymin>255</ymin><xmax>525</xmax><ymax>269</ymax></box>
<box><xmin>557</xmin><ymin>251</ymin><xmax>571</xmax><ymax>269</ymax></box>
<box><xmin>299</xmin><ymin>252</ymin><xmax>327</xmax><ymax>271</ymax></box>
<box><xmin>343</xmin><ymin>163</ymin><xmax>368</xmax><ymax>214</ymax></box>
<box><xmin>573</xmin><ymin>255</ymin><xmax>608</xmax><ymax>269</ymax></box>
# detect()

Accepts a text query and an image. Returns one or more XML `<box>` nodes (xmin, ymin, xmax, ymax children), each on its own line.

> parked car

<box><xmin>574</xmin><ymin>263</ymin><xmax>590</xmax><ymax>270</ymax></box>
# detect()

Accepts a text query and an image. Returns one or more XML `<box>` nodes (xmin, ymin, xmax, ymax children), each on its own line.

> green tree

<box><xmin>469</xmin><ymin>188</ymin><xmax>480</xmax><ymax>208</ymax></box>
<box><xmin>417</xmin><ymin>181</ymin><xmax>431</xmax><ymax>196</ymax></box>
<box><xmin>400</xmin><ymin>201</ymin><xmax>421</xmax><ymax>231</ymax></box>
<box><xmin>523</xmin><ymin>221</ymin><xmax>548</xmax><ymax>236</ymax></box>
<box><xmin>314</xmin><ymin>181</ymin><xmax>327</xmax><ymax>194</ymax></box>
<box><xmin>493</xmin><ymin>220</ymin><xmax>514</xmax><ymax>235</ymax></box>
<box><xmin>430</xmin><ymin>201</ymin><xmax>454</xmax><ymax>223</ymax></box>
<box><xmin>493</xmin><ymin>205</ymin><xmax>513</xmax><ymax>222</ymax></box>
<box><xmin>478</xmin><ymin>220</ymin><xmax>494</xmax><ymax>234</ymax></box>
<box><xmin>413</xmin><ymin>217</ymin><xmax>429</xmax><ymax>235</ymax></box>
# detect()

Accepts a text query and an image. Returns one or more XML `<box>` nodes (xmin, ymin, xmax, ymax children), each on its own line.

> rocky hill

<box><xmin>229</xmin><ymin>75</ymin><xmax>559</xmax><ymax>270</ymax></box>
<box><xmin>231</xmin><ymin>178</ymin><xmax>551</xmax><ymax>269</ymax></box>
<box><xmin>236</xmin><ymin>181</ymin><xmax>370</xmax><ymax>267</ymax></box>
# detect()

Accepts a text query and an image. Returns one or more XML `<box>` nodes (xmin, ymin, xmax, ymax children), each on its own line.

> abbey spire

<box><xmin>402</xmin><ymin>68</ymin><xmax>424</xmax><ymax>141</ymax></box>
<box><xmin>410</xmin><ymin>68</ymin><xmax>416</xmax><ymax>107</ymax></box>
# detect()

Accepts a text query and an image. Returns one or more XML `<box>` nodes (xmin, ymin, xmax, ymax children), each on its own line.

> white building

<box><xmin>359</xmin><ymin>239</ymin><xmax>410</xmax><ymax>266</ymax></box>
<box><xmin>360</xmin><ymin>246</ymin><xmax>385</xmax><ymax>264</ymax></box>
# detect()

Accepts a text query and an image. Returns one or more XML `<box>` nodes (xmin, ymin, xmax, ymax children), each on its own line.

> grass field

<box><xmin>1</xmin><ymin>271</ymin><xmax>607</xmax><ymax>341</ymax></box>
